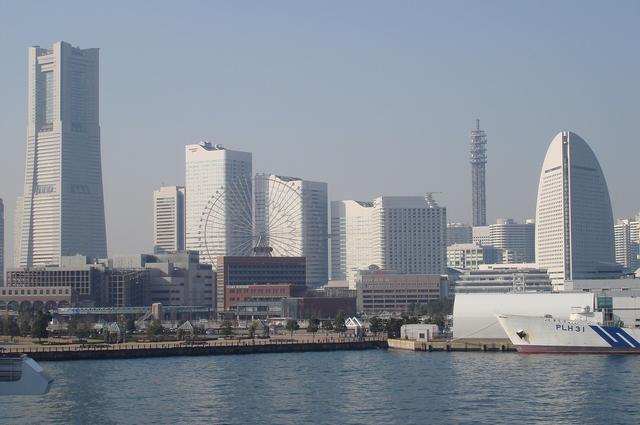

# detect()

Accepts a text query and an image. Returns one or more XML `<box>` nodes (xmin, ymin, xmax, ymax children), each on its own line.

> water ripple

<box><xmin>1</xmin><ymin>351</ymin><xmax>639</xmax><ymax>424</ymax></box>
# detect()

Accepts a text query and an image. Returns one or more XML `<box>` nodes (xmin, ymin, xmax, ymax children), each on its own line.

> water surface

<box><xmin>1</xmin><ymin>350</ymin><xmax>637</xmax><ymax>424</ymax></box>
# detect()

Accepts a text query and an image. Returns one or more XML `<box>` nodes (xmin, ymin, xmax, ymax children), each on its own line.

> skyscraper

<box><xmin>185</xmin><ymin>142</ymin><xmax>252</xmax><ymax>265</ymax></box>
<box><xmin>331</xmin><ymin>200</ymin><xmax>374</xmax><ymax>282</ymax></box>
<box><xmin>447</xmin><ymin>223</ymin><xmax>473</xmax><ymax>246</ymax></box>
<box><xmin>255</xmin><ymin>174</ymin><xmax>328</xmax><ymax>287</ymax></box>
<box><xmin>331</xmin><ymin>195</ymin><xmax>447</xmax><ymax>283</ymax></box>
<box><xmin>153</xmin><ymin>186</ymin><xmax>185</xmax><ymax>253</ymax></box>
<box><xmin>535</xmin><ymin>131</ymin><xmax>620</xmax><ymax>283</ymax></box>
<box><xmin>470</xmin><ymin>119</ymin><xmax>487</xmax><ymax>227</ymax></box>
<box><xmin>0</xmin><ymin>199</ymin><xmax>4</xmax><ymax>286</ymax></box>
<box><xmin>371</xmin><ymin>196</ymin><xmax>447</xmax><ymax>275</ymax></box>
<box><xmin>489</xmin><ymin>218</ymin><xmax>535</xmax><ymax>264</ymax></box>
<box><xmin>18</xmin><ymin>41</ymin><xmax>107</xmax><ymax>267</ymax></box>
<box><xmin>614</xmin><ymin>217</ymin><xmax>640</xmax><ymax>272</ymax></box>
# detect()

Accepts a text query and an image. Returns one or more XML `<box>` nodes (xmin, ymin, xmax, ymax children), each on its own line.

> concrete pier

<box><xmin>387</xmin><ymin>338</ymin><xmax>516</xmax><ymax>352</ymax></box>
<box><xmin>2</xmin><ymin>337</ymin><xmax>387</xmax><ymax>361</ymax></box>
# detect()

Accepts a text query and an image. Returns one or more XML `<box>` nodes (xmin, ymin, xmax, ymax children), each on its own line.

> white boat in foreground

<box><xmin>497</xmin><ymin>306</ymin><xmax>640</xmax><ymax>354</ymax></box>
<box><xmin>0</xmin><ymin>354</ymin><xmax>53</xmax><ymax>395</ymax></box>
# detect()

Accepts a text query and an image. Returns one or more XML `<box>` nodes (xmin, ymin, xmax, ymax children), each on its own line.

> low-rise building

<box><xmin>356</xmin><ymin>269</ymin><xmax>448</xmax><ymax>315</ymax></box>
<box><xmin>5</xmin><ymin>255</ymin><xmax>108</xmax><ymax>306</ymax></box>
<box><xmin>216</xmin><ymin>256</ymin><xmax>306</xmax><ymax>311</ymax></box>
<box><xmin>0</xmin><ymin>286</ymin><xmax>75</xmax><ymax>311</ymax></box>
<box><xmin>226</xmin><ymin>284</ymin><xmax>306</xmax><ymax>310</ymax></box>
<box><xmin>400</xmin><ymin>324</ymin><xmax>439</xmax><ymax>340</ymax></box>
<box><xmin>282</xmin><ymin>296</ymin><xmax>357</xmax><ymax>320</ymax></box>
<box><xmin>447</xmin><ymin>243</ymin><xmax>498</xmax><ymax>270</ymax></box>
<box><xmin>454</xmin><ymin>264</ymin><xmax>552</xmax><ymax>294</ymax></box>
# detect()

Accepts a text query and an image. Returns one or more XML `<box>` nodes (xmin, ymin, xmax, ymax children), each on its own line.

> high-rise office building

<box><xmin>153</xmin><ymin>186</ymin><xmax>185</xmax><ymax>253</ymax></box>
<box><xmin>330</xmin><ymin>200</ymin><xmax>374</xmax><ymax>282</ymax></box>
<box><xmin>489</xmin><ymin>218</ymin><xmax>535</xmax><ymax>264</ymax></box>
<box><xmin>470</xmin><ymin>119</ymin><xmax>487</xmax><ymax>226</ymax></box>
<box><xmin>371</xmin><ymin>196</ymin><xmax>447</xmax><ymax>275</ymax></box>
<box><xmin>185</xmin><ymin>142</ymin><xmax>252</xmax><ymax>265</ymax></box>
<box><xmin>13</xmin><ymin>197</ymin><xmax>23</xmax><ymax>267</ymax></box>
<box><xmin>535</xmin><ymin>131</ymin><xmax>620</xmax><ymax>283</ymax></box>
<box><xmin>17</xmin><ymin>41</ymin><xmax>107</xmax><ymax>267</ymax></box>
<box><xmin>447</xmin><ymin>223</ymin><xmax>472</xmax><ymax>246</ymax></box>
<box><xmin>255</xmin><ymin>174</ymin><xmax>328</xmax><ymax>287</ymax></box>
<box><xmin>0</xmin><ymin>199</ymin><xmax>4</xmax><ymax>286</ymax></box>
<box><xmin>331</xmin><ymin>195</ymin><xmax>447</xmax><ymax>282</ymax></box>
<box><xmin>614</xmin><ymin>217</ymin><xmax>640</xmax><ymax>272</ymax></box>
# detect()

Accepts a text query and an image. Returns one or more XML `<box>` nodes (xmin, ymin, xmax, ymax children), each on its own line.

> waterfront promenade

<box><xmin>0</xmin><ymin>335</ymin><xmax>387</xmax><ymax>361</ymax></box>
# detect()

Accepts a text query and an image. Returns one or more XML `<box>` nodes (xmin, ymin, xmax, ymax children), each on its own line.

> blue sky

<box><xmin>0</xmin><ymin>1</ymin><xmax>638</xmax><ymax>261</ymax></box>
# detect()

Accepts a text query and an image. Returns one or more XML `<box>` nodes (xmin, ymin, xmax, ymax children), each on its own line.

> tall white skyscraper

<box><xmin>614</xmin><ymin>217</ymin><xmax>640</xmax><ymax>272</ymax></box>
<box><xmin>331</xmin><ymin>200</ymin><xmax>374</xmax><ymax>282</ymax></box>
<box><xmin>371</xmin><ymin>196</ymin><xmax>447</xmax><ymax>275</ymax></box>
<box><xmin>18</xmin><ymin>41</ymin><xmax>107</xmax><ymax>267</ymax></box>
<box><xmin>13</xmin><ymin>196</ymin><xmax>23</xmax><ymax>267</ymax></box>
<box><xmin>535</xmin><ymin>131</ymin><xmax>620</xmax><ymax>283</ymax></box>
<box><xmin>255</xmin><ymin>174</ymin><xmax>328</xmax><ymax>287</ymax></box>
<box><xmin>0</xmin><ymin>199</ymin><xmax>4</xmax><ymax>286</ymax></box>
<box><xmin>185</xmin><ymin>142</ymin><xmax>252</xmax><ymax>265</ymax></box>
<box><xmin>331</xmin><ymin>195</ymin><xmax>447</xmax><ymax>283</ymax></box>
<box><xmin>153</xmin><ymin>186</ymin><xmax>185</xmax><ymax>253</ymax></box>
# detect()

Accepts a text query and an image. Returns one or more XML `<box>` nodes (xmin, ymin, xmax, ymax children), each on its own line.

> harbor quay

<box><xmin>387</xmin><ymin>338</ymin><xmax>516</xmax><ymax>352</ymax></box>
<box><xmin>0</xmin><ymin>336</ymin><xmax>387</xmax><ymax>361</ymax></box>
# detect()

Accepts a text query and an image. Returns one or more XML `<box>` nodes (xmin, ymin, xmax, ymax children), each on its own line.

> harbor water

<box><xmin>2</xmin><ymin>349</ymin><xmax>639</xmax><ymax>424</ymax></box>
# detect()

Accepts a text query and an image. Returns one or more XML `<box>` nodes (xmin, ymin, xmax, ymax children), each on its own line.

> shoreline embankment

<box><xmin>2</xmin><ymin>337</ymin><xmax>388</xmax><ymax>361</ymax></box>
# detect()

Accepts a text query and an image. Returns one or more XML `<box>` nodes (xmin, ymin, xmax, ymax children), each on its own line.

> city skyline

<box><xmin>1</xmin><ymin>2</ymin><xmax>639</xmax><ymax>266</ymax></box>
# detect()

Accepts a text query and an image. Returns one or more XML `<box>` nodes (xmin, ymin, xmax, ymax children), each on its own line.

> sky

<box><xmin>0</xmin><ymin>1</ymin><xmax>639</xmax><ymax>265</ymax></box>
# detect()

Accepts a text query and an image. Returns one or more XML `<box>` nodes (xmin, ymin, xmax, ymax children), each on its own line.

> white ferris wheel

<box><xmin>199</xmin><ymin>174</ymin><xmax>304</xmax><ymax>265</ymax></box>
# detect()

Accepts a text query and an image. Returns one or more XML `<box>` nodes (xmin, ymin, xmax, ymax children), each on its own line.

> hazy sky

<box><xmin>1</xmin><ymin>1</ymin><xmax>639</xmax><ymax>265</ymax></box>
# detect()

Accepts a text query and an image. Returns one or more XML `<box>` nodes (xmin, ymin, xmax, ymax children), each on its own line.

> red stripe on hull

<box><xmin>516</xmin><ymin>345</ymin><xmax>640</xmax><ymax>355</ymax></box>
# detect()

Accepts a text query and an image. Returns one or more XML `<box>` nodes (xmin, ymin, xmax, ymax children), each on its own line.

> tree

<box><xmin>285</xmin><ymin>319</ymin><xmax>300</xmax><ymax>337</ymax></box>
<box><xmin>321</xmin><ymin>320</ymin><xmax>333</xmax><ymax>333</ymax></box>
<box><xmin>4</xmin><ymin>318</ymin><xmax>20</xmax><ymax>341</ymax></box>
<box><xmin>369</xmin><ymin>317</ymin><xmax>383</xmax><ymax>335</ymax></box>
<box><xmin>384</xmin><ymin>318</ymin><xmax>403</xmax><ymax>338</ymax></box>
<box><xmin>146</xmin><ymin>320</ymin><xmax>164</xmax><ymax>340</ymax></box>
<box><xmin>31</xmin><ymin>311</ymin><xmax>51</xmax><ymax>342</ymax></box>
<box><xmin>67</xmin><ymin>319</ymin><xmax>78</xmax><ymax>337</ymax></box>
<box><xmin>248</xmin><ymin>321</ymin><xmax>258</xmax><ymax>339</ymax></box>
<box><xmin>125</xmin><ymin>318</ymin><xmax>136</xmax><ymax>334</ymax></box>
<box><xmin>221</xmin><ymin>320</ymin><xmax>234</xmax><ymax>337</ymax></box>
<box><xmin>18</xmin><ymin>318</ymin><xmax>31</xmax><ymax>337</ymax></box>
<box><xmin>307</xmin><ymin>317</ymin><xmax>320</xmax><ymax>340</ymax></box>
<box><xmin>333</xmin><ymin>312</ymin><xmax>347</xmax><ymax>334</ymax></box>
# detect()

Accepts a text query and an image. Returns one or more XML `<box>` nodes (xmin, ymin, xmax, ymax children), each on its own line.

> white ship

<box><xmin>497</xmin><ymin>306</ymin><xmax>640</xmax><ymax>354</ymax></box>
<box><xmin>0</xmin><ymin>354</ymin><xmax>54</xmax><ymax>395</ymax></box>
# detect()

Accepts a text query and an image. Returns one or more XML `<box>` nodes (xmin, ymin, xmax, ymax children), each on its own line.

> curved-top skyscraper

<box><xmin>535</xmin><ymin>131</ymin><xmax>619</xmax><ymax>283</ymax></box>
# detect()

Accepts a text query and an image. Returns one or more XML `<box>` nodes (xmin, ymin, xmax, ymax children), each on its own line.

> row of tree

<box><xmin>0</xmin><ymin>311</ymin><xmax>51</xmax><ymax>341</ymax></box>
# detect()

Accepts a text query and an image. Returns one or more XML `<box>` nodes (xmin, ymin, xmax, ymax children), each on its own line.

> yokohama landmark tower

<box><xmin>16</xmin><ymin>41</ymin><xmax>107</xmax><ymax>267</ymax></box>
<box><xmin>470</xmin><ymin>119</ymin><xmax>487</xmax><ymax>226</ymax></box>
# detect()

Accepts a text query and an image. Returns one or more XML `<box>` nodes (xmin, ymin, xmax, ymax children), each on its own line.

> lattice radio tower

<box><xmin>470</xmin><ymin>119</ymin><xmax>487</xmax><ymax>226</ymax></box>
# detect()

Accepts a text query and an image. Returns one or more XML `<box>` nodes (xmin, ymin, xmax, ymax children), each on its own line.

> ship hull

<box><xmin>497</xmin><ymin>314</ymin><xmax>640</xmax><ymax>355</ymax></box>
